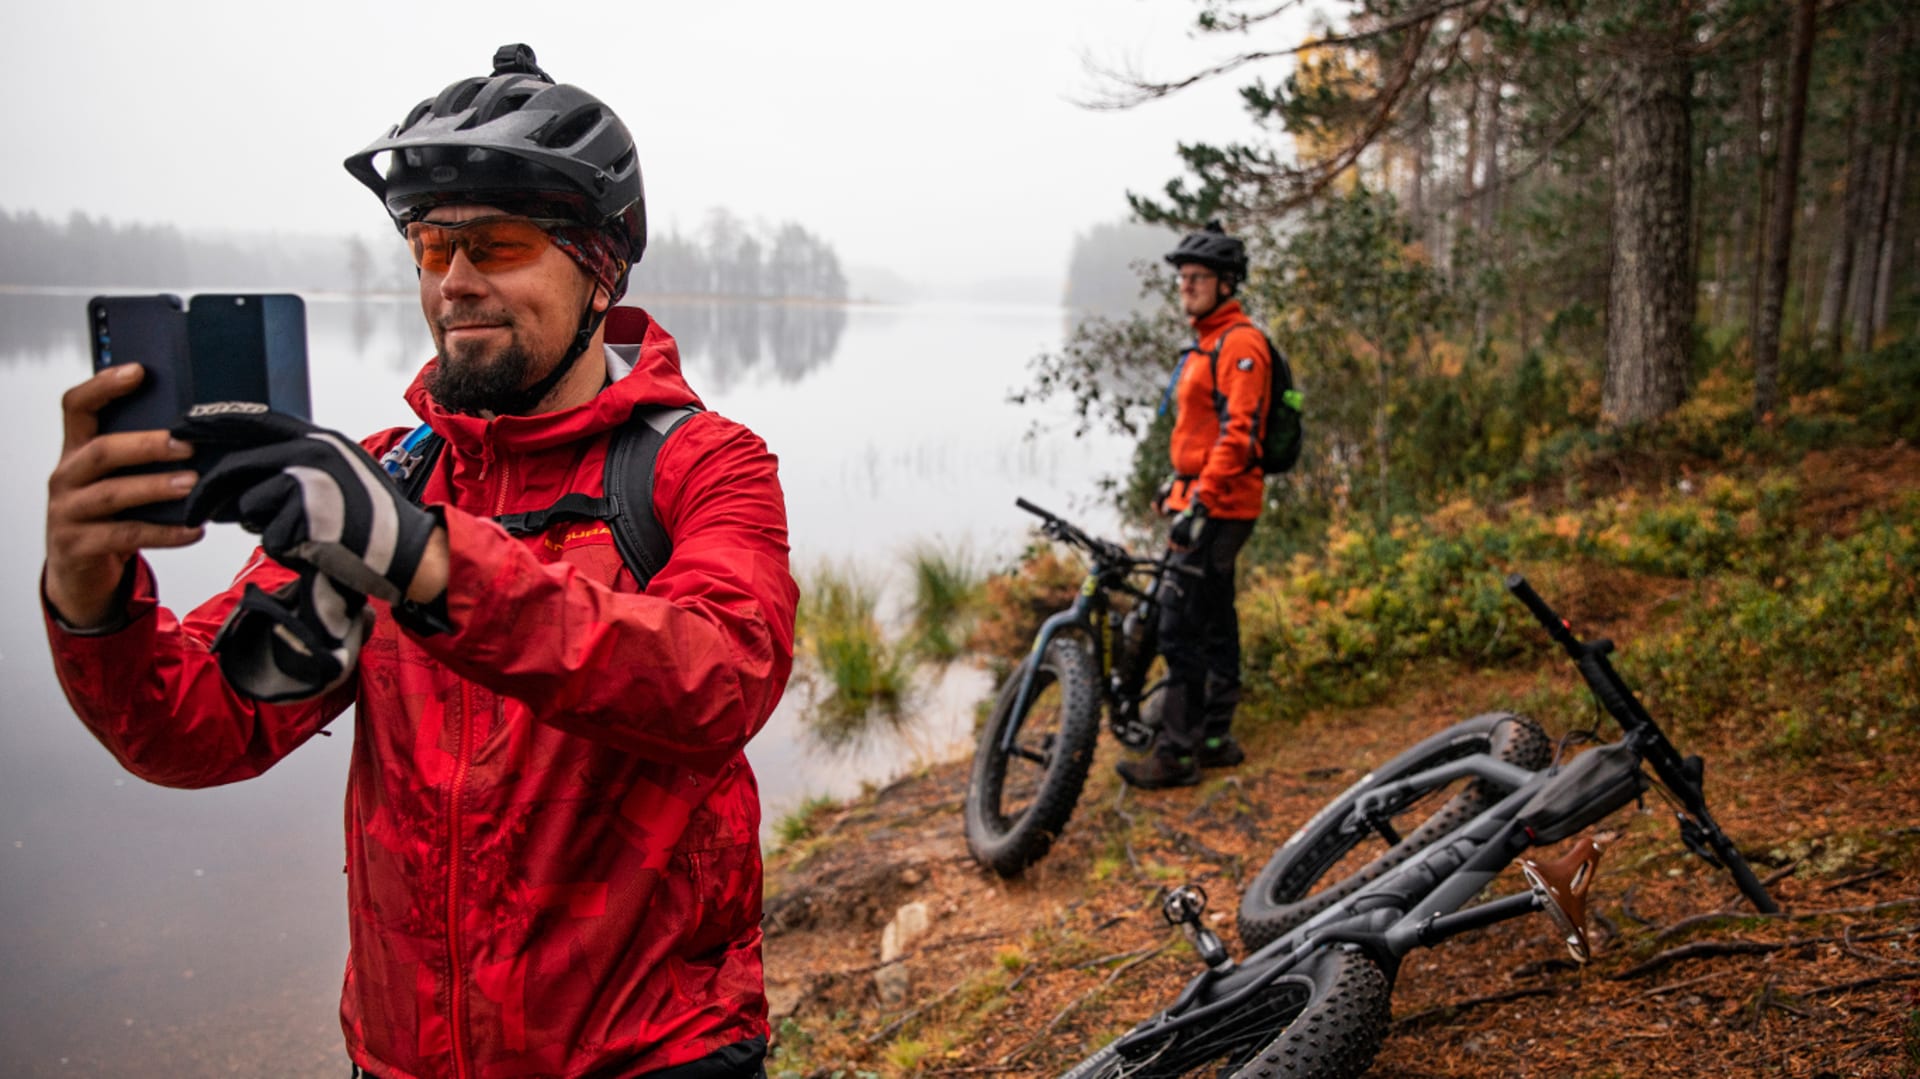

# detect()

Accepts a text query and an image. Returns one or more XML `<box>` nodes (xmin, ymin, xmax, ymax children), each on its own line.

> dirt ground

<box><xmin>761</xmin><ymin>446</ymin><xmax>1920</xmax><ymax>1078</ymax></box>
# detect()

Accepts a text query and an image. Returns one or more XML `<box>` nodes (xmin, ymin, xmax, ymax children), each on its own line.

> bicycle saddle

<box><xmin>1520</xmin><ymin>835</ymin><xmax>1603</xmax><ymax>963</ymax></box>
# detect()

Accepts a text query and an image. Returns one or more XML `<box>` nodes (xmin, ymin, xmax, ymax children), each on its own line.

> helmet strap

<box><xmin>508</xmin><ymin>284</ymin><xmax>609</xmax><ymax>414</ymax></box>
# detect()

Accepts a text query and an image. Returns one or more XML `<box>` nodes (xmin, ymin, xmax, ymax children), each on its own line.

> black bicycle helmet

<box><xmin>344</xmin><ymin>44</ymin><xmax>647</xmax><ymax>263</ymax></box>
<box><xmin>1164</xmin><ymin>220</ymin><xmax>1248</xmax><ymax>283</ymax></box>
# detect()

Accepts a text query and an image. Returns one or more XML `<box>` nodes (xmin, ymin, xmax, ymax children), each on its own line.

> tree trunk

<box><xmin>1848</xmin><ymin>33</ymin><xmax>1899</xmax><ymax>351</ymax></box>
<box><xmin>1604</xmin><ymin>14</ymin><xmax>1696</xmax><ymax>426</ymax></box>
<box><xmin>1745</xmin><ymin>54</ymin><xmax>1773</xmax><ymax>351</ymax></box>
<box><xmin>1872</xmin><ymin>112</ymin><xmax>1909</xmax><ymax>336</ymax></box>
<box><xmin>1817</xmin><ymin>87</ymin><xmax>1869</xmax><ymax>352</ymax></box>
<box><xmin>1753</xmin><ymin>0</ymin><xmax>1817</xmax><ymax>419</ymax></box>
<box><xmin>1871</xmin><ymin>25</ymin><xmax>1914</xmax><ymax>338</ymax></box>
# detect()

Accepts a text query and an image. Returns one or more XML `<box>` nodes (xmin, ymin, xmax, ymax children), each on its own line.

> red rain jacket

<box><xmin>45</xmin><ymin>307</ymin><xmax>798</xmax><ymax>1079</ymax></box>
<box><xmin>1164</xmin><ymin>299</ymin><xmax>1270</xmax><ymax>521</ymax></box>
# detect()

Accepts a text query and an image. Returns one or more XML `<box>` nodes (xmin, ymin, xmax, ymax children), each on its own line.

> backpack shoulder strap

<box><xmin>393</xmin><ymin>407</ymin><xmax>701</xmax><ymax>590</ymax></box>
<box><xmin>602</xmin><ymin>404</ymin><xmax>701</xmax><ymax>587</ymax></box>
<box><xmin>383</xmin><ymin>423</ymin><xmax>445</xmax><ymax>502</ymax></box>
<box><xmin>1204</xmin><ymin>322</ymin><xmax>1271</xmax><ymax>390</ymax></box>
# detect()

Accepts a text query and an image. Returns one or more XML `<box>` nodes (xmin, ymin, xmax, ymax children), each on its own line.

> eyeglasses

<box><xmin>404</xmin><ymin>215</ymin><xmax>574</xmax><ymax>274</ymax></box>
<box><xmin>1176</xmin><ymin>270</ymin><xmax>1218</xmax><ymax>286</ymax></box>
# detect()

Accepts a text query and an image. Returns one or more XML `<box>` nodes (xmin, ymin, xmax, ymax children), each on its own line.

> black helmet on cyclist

<box><xmin>343</xmin><ymin>43</ymin><xmax>647</xmax><ymax>265</ymax></box>
<box><xmin>1164</xmin><ymin>221</ymin><xmax>1249</xmax><ymax>287</ymax></box>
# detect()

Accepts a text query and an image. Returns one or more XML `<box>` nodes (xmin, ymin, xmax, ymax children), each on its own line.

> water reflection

<box><xmin>0</xmin><ymin>290</ymin><xmax>851</xmax><ymax>395</ymax></box>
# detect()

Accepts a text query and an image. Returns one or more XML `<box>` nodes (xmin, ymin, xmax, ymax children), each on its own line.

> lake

<box><xmin>0</xmin><ymin>289</ymin><xmax>1128</xmax><ymax>1076</ymax></box>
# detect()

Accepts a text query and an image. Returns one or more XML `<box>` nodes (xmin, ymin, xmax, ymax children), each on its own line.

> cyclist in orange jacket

<box><xmin>1118</xmin><ymin>222</ymin><xmax>1270</xmax><ymax>790</ymax></box>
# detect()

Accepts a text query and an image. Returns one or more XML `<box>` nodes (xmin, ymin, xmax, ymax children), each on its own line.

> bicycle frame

<box><xmin>1000</xmin><ymin>500</ymin><xmax>1175</xmax><ymax>755</ymax></box>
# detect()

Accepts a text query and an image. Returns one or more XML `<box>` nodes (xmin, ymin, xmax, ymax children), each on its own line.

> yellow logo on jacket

<box><xmin>543</xmin><ymin>522</ymin><xmax>614</xmax><ymax>553</ymax></box>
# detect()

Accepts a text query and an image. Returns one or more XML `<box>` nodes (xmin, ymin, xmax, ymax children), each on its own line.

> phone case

<box><xmin>187</xmin><ymin>294</ymin><xmax>311</xmax><ymax>419</ymax></box>
<box><xmin>90</xmin><ymin>294</ymin><xmax>193</xmax><ymax>435</ymax></box>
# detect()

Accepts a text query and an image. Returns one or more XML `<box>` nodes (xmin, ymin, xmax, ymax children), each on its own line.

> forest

<box><xmin>755</xmin><ymin>2</ymin><xmax>1919</xmax><ymax>1073</ymax></box>
<box><xmin>1032</xmin><ymin>0</ymin><xmax>1917</xmax><ymax>548</ymax></box>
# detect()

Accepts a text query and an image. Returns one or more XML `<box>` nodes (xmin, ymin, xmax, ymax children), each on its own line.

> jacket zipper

<box><xmin>446</xmin><ymin>680</ymin><xmax>473</xmax><ymax>1079</ymax></box>
<box><xmin>445</xmin><ymin>428</ymin><xmax>511</xmax><ymax>1079</ymax></box>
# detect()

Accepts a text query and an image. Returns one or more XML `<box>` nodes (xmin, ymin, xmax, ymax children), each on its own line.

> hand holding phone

<box><xmin>44</xmin><ymin>360</ymin><xmax>204</xmax><ymax>629</ymax></box>
<box><xmin>86</xmin><ymin>293</ymin><xmax>312</xmax><ymax>523</ymax></box>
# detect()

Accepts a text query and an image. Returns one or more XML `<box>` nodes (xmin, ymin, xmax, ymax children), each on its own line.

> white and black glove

<box><xmin>1169</xmin><ymin>500</ymin><xmax>1209</xmax><ymax>550</ymax></box>
<box><xmin>176</xmin><ymin>406</ymin><xmax>440</xmax><ymax>606</ymax></box>
<box><xmin>210</xmin><ymin>570</ymin><xmax>372</xmax><ymax>702</ymax></box>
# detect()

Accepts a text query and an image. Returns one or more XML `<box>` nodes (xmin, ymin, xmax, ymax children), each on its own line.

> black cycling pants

<box><xmin>1154</xmin><ymin>516</ymin><xmax>1255</xmax><ymax>758</ymax></box>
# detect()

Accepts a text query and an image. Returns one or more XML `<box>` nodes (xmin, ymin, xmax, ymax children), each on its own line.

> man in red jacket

<box><xmin>41</xmin><ymin>45</ymin><xmax>796</xmax><ymax>1079</ymax></box>
<box><xmin>1117</xmin><ymin>222</ymin><xmax>1269</xmax><ymax>791</ymax></box>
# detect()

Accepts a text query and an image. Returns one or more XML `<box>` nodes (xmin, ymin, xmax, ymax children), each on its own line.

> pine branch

<box><xmin>1083</xmin><ymin>0</ymin><xmax>1489</xmax><ymax>110</ymax></box>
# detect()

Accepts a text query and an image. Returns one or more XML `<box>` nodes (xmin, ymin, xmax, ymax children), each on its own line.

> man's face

<box><xmin>415</xmin><ymin>203</ymin><xmax>606</xmax><ymax>416</ymax></box>
<box><xmin>1176</xmin><ymin>264</ymin><xmax>1228</xmax><ymax>320</ymax></box>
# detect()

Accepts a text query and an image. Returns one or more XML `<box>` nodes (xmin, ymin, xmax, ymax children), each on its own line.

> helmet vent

<box><xmin>400</xmin><ymin>101</ymin><xmax>433</xmax><ymax>133</ymax></box>
<box><xmin>495</xmin><ymin>91</ymin><xmax>535</xmax><ymax>115</ymax></box>
<box><xmin>542</xmin><ymin>106</ymin><xmax>603</xmax><ymax>148</ymax></box>
<box><xmin>609</xmin><ymin>147</ymin><xmax>635</xmax><ymax>175</ymax></box>
<box><xmin>446</xmin><ymin>80</ymin><xmax>484</xmax><ymax>115</ymax></box>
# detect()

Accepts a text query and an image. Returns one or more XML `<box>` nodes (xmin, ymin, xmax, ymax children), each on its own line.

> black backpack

<box><xmin>1200</xmin><ymin>325</ymin><xmax>1304</xmax><ymax>475</ymax></box>
<box><xmin>380</xmin><ymin>404</ymin><xmax>700</xmax><ymax>588</ymax></box>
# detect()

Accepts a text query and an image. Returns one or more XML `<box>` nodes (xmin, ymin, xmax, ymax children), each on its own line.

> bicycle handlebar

<box><xmin>1506</xmin><ymin>574</ymin><xmax>1648</xmax><ymax>733</ymax></box>
<box><xmin>1506</xmin><ymin>572</ymin><xmax>1780</xmax><ymax>914</ymax></box>
<box><xmin>1504</xmin><ymin>574</ymin><xmax>1578</xmax><ymax>650</ymax></box>
<box><xmin>1014</xmin><ymin>497</ymin><xmax>1142</xmax><ymax>570</ymax></box>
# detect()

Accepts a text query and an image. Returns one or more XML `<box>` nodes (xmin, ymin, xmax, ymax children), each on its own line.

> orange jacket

<box><xmin>1165</xmin><ymin>299</ymin><xmax>1270</xmax><ymax>520</ymax></box>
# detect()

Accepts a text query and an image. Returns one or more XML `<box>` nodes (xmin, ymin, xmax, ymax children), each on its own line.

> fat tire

<box><xmin>1056</xmin><ymin>945</ymin><xmax>1390</xmax><ymax>1078</ymax></box>
<box><xmin>1239</xmin><ymin>712</ymin><xmax>1551</xmax><ymax>951</ymax></box>
<box><xmin>964</xmin><ymin>636</ymin><xmax>1101</xmax><ymax>877</ymax></box>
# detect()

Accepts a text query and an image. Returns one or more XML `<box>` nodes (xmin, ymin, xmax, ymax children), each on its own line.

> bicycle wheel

<box><xmin>965</xmin><ymin>635</ymin><xmax>1101</xmax><ymax>877</ymax></box>
<box><xmin>1058</xmin><ymin>945</ymin><xmax>1389</xmax><ymax>1079</ymax></box>
<box><xmin>1239</xmin><ymin>712</ymin><xmax>1551</xmax><ymax>951</ymax></box>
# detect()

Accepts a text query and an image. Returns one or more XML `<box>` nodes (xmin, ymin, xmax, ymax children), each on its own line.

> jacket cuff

<box><xmin>41</xmin><ymin>558</ymin><xmax>154</xmax><ymax>637</ymax></box>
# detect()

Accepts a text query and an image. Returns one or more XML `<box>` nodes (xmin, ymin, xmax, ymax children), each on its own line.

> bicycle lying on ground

<box><xmin>965</xmin><ymin>498</ymin><xmax>1187</xmax><ymax>877</ymax></box>
<box><xmin>1056</xmin><ymin>574</ymin><xmax>1780</xmax><ymax>1078</ymax></box>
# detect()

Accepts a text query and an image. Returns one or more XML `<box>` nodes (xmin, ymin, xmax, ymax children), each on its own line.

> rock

<box><xmin>880</xmin><ymin>901</ymin><xmax>931</xmax><ymax>963</ymax></box>
<box><xmin>874</xmin><ymin>961</ymin><xmax>911</xmax><ymax>1008</ymax></box>
<box><xmin>900</xmin><ymin>867</ymin><xmax>925</xmax><ymax>887</ymax></box>
<box><xmin>874</xmin><ymin>900</ymin><xmax>934</xmax><ymax>1008</ymax></box>
<box><xmin>765</xmin><ymin>981</ymin><xmax>804</xmax><ymax>1020</ymax></box>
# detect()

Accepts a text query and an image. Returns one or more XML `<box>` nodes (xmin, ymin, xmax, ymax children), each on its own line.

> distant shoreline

<box><xmin>0</xmin><ymin>284</ymin><xmax>881</xmax><ymax>307</ymax></box>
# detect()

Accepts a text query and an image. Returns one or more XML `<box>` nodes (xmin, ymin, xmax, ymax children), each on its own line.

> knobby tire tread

<box><xmin>964</xmin><ymin>637</ymin><xmax>1100</xmax><ymax>877</ymax></box>
<box><xmin>1238</xmin><ymin>712</ymin><xmax>1551</xmax><ymax>951</ymax></box>
<box><xmin>1057</xmin><ymin>946</ymin><xmax>1390</xmax><ymax>1078</ymax></box>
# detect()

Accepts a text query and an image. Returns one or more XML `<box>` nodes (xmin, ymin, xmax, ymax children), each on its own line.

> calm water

<box><xmin>0</xmin><ymin>289</ymin><xmax>1126</xmax><ymax>1076</ymax></box>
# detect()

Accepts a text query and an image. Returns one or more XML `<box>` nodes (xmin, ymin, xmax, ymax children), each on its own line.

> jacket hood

<box><xmin>403</xmin><ymin>306</ymin><xmax>702</xmax><ymax>456</ymax></box>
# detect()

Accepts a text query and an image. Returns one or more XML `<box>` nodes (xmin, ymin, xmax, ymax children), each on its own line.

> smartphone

<box><xmin>86</xmin><ymin>293</ymin><xmax>313</xmax><ymax>523</ymax></box>
<box><xmin>188</xmin><ymin>294</ymin><xmax>312</xmax><ymax>420</ymax></box>
<box><xmin>90</xmin><ymin>294</ymin><xmax>194</xmax><ymax>435</ymax></box>
<box><xmin>89</xmin><ymin>295</ymin><xmax>197</xmax><ymax>524</ymax></box>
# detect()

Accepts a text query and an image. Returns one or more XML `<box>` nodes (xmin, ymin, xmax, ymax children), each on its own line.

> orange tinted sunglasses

<box><xmin>404</xmin><ymin>215</ymin><xmax>573</xmax><ymax>274</ymax></box>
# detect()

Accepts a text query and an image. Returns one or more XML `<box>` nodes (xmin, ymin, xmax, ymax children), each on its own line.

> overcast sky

<box><xmin>1</xmin><ymin>0</ymin><xmax>1318</xmax><ymax>294</ymax></box>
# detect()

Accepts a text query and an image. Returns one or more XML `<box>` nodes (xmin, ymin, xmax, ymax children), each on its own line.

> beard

<box><xmin>425</xmin><ymin>310</ymin><xmax>549</xmax><ymax>417</ymax></box>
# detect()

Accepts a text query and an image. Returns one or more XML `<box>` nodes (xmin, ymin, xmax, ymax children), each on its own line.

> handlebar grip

<box><xmin>1579</xmin><ymin>656</ymin><xmax>1641</xmax><ymax>723</ymax></box>
<box><xmin>1015</xmin><ymin>497</ymin><xmax>1052</xmax><ymax>520</ymax></box>
<box><xmin>1506</xmin><ymin>573</ymin><xmax>1578</xmax><ymax>649</ymax></box>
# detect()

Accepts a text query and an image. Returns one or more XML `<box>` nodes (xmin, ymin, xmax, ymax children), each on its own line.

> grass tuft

<box><xmin>795</xmin><ymin>562</ymin><xmax>910</xmax><ymax>748</ymax></box>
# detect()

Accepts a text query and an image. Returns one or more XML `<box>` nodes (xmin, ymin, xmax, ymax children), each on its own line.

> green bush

<box><xmin>1642</xmin><ymin>497</ymin><xmax>1920</xmax><ymax>741</ymax></box>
